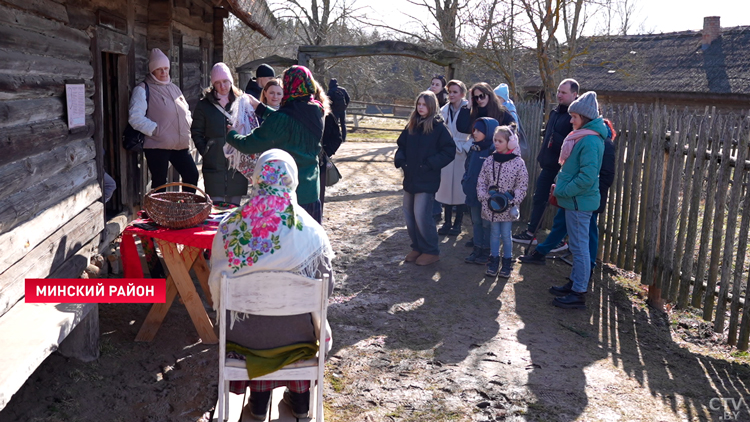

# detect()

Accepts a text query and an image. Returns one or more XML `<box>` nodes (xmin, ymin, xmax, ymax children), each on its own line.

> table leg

<box><xmin>191</xmin><ymin>253</ymin><xmax>213</xmax><ymax>309</ymax></box>
<box><xmin>135</xmin><ymin>275</ymin><xmax>178</xmax><ymax>342</ymax></box>
<box><xmin>156</xmin><ymin>240</ymin><xmax>218</xmax><ymax>344</ymax></box>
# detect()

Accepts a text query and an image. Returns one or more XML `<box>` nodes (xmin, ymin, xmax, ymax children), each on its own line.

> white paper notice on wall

<box><xmin>65</xmin><ymin>83</ymin><xmax>86</xmax><ymax>129</ymax></box>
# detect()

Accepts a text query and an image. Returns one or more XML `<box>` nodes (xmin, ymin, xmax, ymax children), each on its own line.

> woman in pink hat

<box><xmin>128</xmin><ymin>48</ymin><xmax>199</xmax><ymax>193</ymax></box>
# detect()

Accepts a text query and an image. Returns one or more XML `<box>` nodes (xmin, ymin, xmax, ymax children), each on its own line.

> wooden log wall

<box><xmin>0</xmin><ymin>0</ymin><xmax>223</xmax><ymax>318</ymax></box>
<box><xmin>596</xmin><ymin>104</ymin><xmax>750</xmax><ymax>350</ymax></box>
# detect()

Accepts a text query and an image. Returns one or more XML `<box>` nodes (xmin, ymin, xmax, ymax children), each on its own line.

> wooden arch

<box><xmin>236</xmin><ymin>41</ymin><xmax>462</xmax><ymax>89</ymax></box>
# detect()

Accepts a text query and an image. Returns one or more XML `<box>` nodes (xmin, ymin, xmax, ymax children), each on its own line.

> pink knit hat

<box><xmin>148</xmin><ymin>48</ymin><xmax>170</xmax><ymax>73</ymax></box>
<box><xmin>210</xmin><ymin>63</ymin><xmax>234</xmax><ymax>86</ymax></box>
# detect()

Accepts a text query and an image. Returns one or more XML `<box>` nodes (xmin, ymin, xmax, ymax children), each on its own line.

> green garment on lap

<box><xmin>227</xmin><ymin>341</ymin><xmax>318</xmax><ymax>379</ymax></box>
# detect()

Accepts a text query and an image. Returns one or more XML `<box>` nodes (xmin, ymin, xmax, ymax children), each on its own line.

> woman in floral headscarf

<box><xmin>226</xmin><ymin>65</ymin><xmax>326</xmax><ymax>222</ymax></box>
<box><xmin>208</xmin><ymin>149</ymin><xmax>334</xmax><ymax>420</ymax></box>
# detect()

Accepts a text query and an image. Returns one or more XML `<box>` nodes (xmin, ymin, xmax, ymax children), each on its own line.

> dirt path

<box><xmin>3</xmin><ymin>141</ymin><xmax>750</xmax><ymax>422</ymax></box>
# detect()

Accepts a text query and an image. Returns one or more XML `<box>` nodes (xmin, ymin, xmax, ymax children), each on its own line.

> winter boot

<box><xmin>485</xmin><ymin>256</ymin><xmax>500</xmax><ymax>277</ymax></box>
<box><xmin>448</xmin><ymin>207</ymin><xmax>464</xmax><ymax>236</ymax></box>
<box><xmin>553</xmin><ymin>291</ymin><xmax>586</xmax><ymax>309</ymax></box>
<box><xmin>437</xmin><ymin>206</ymin><xmax>453</xmax><ymax>235</ymax></box>
<box><xmin>465</xmin><ymin>246</ymin><xmax>481</xmax><ymax>264</ymax></box>
<box><xmin>498</xmin><ymin>257</ymin><xmax>513</xmax><ymax>278</ymax></box>
<box><xmin>474</xmin><ymin>248</ymin><xmax>490</xmax><ymax>265</ymax></box>
<box><xmin>548</xmin><ymin>280</ymin><xmax>574</xmax><ymax>296</ymax></box>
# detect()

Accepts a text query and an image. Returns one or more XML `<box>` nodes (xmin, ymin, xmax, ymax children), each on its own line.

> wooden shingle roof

<box><xmin>569</xmin><ymin>26</ymin><xmax>750</xmax><ymax>95</ymax></box>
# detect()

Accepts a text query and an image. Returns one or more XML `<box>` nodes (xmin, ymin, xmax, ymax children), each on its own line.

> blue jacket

<box><xmin>461</xmin><ymin>117</ymin><xmax>499</xmax><ymax>207</ymax></box>
<box><xmin>554</xmin><ymin>117</ymin><xmax>607</xmax><ymax>212</ymax></box>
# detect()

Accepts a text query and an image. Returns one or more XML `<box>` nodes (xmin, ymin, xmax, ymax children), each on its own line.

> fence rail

<box><xmin>517</xmin><ymin>101</ymin><xmax>750</xmax><ymax>350</ymax></box>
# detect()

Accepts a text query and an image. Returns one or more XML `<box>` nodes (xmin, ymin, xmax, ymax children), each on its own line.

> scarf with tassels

<box><xmin>223</xmin><ymin>93</ymin><xmax>260</xmax><ymax>181</ymax></box>
<box><xmin>558</xmin><ymin>129</ymin><xmax>599</xmax><ymax>166</ymax></box>
<box><xmin>209</xmin><ymin>149</ymin><xmax>334</xmax><ymax>328</ymax></box>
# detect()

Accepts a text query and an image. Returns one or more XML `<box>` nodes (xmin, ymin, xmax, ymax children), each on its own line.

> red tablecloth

<box><xmin>121</xmin><ymin>211</ymin><xmax>231</xmax><ymax>277</ymax></box>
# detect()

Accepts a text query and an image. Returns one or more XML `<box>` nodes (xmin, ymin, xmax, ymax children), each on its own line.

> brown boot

<box><xmin>416</xmin><ymin>253</ymin><xmax>440</xmax><ymax>266</ymax></box>
<box><xmin>405</xmin><ymin>250</ymin><xmax>421</xmax><ymax>262</ymax></box>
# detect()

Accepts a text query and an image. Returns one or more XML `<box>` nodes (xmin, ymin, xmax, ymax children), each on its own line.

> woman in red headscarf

<box><xmin>226</xmin><ymin>65</ymin><xmax>326</xmax><ymax>222</ymax></box>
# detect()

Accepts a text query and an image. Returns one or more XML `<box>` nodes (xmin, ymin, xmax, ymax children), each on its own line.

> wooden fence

<box><xmin>517</xmin><ymin>101</ymin><xmax>750</xmax><ymax>350</ymax></box>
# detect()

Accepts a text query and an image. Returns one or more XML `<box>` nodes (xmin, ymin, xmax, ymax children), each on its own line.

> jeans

<box><xmin>432</xmin><ymin>199</ymin><xmax>443</xmax><ymax>217</ymax></box>
<box><xmin>527</xmin><ymin>167</ymin><xmax>557</xmax><ymax>233</ymax></box>
<box><xmin>469</xmin><ymin>205</ymin><xmax>490</xmax><ymax>249</ymax></box>
<box><xmin>490</xmin><ymin>221</ymin><xmax>513</xmax><ymax>258</ymax></box>
<box><xmin>536</xmin><ymin>208</ymin><xmax>599</xmax><ymax>268</ymax></box>
<box><xmin>144</xmin><ymin>148</ymin><xmax>199</xmax><ymax>192</ymax></box>
<box><xmin>565</xmin><ymin>209</ymin><xmax>593</xmax><ymax>293</ymax></box>
<box><xmin>334</xmin><ymin>111</ymin><xmax>347</xmax><ymax>141</ymax></box>
<box><xmin>404</xmin><ymin>192</ymin><xmax>440</xmax><ymax>255</ymax></box>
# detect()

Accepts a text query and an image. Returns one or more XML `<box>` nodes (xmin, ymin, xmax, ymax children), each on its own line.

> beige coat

<box><xmin>436</xmin><ymin>101</ymin><xmax>471</xmax><ymax>205</ymax></box>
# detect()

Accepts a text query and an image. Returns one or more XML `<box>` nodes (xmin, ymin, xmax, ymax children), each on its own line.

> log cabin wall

<box><xmin>0</xmin><ymin>0</ymin><xmax>222</xmax><ymax>318</ymax></box>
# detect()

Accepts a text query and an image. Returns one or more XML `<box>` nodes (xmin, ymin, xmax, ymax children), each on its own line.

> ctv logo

<box><xmin>709</xmin><ymin>397</ymin><xmax>749</xmax><ymax>420</ymax></box>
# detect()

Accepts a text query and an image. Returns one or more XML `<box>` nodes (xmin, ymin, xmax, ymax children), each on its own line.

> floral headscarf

<box><xmin>281</xmin><ymin>65</ymin><xmax>323</xmax><ymax>109</ymax></box>
<box><xmin>209</xmin><ymin>149</ymin><xmax>334</xmax><ymax>321</ymax></box>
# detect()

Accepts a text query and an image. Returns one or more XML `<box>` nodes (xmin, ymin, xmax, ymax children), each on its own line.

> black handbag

<box><xmin>321</xmin><ymin>151</ymin><xmax>342</xmax><ymax>186</ymax></box>
<box><xmin>122</xmin><ymin>82</ymin><xmax>149</xmax><ymax>152</ymax></box>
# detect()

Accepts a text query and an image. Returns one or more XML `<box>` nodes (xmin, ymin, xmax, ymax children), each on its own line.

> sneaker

<box><xmin>474</xmin><ymin>248</ymin><xmax>490</xmax><ymax>265</ymax></box>
<box><xmin>553</xmin><ymin>291</ymin><xmax>586</xmax><ymax>309</ymax></box>
<box><xmin>282</xmin><ymin>390</ymin><xmax>310</xmax><ymax>419</ymax></box>
<box><xmin>518</xmin><ymin>250</ymin><xmax>546</xmax><ymax>265</ymax></box>
<box><xmin>549</xmin><ymin>280</ymin><xmax>573</xmax><ymax>296</ymax></box>
<box><xmin>485</xmin><ymin>256</ymin><xmax>499</xmax><ymax>277</ymax></box>
<box><xmin>498</xmin><ymin>257</ymin><xmax>513</xmax><ymax>278</ymax></box>
<box><xmin>512</xmin><ymin>231</ymin><xmax>538</xmax><ymax>245</ymax></box>
<box><xmin>550</xmin><ymin>241</ymin><xmax>568</xmax><ymax>253</ymax></box>
<box><xmin>416</xmin><ymin>253</ymin><xmax>440</xmax><ymax>266</ymax></box>
<box><xmin>465</xmin><ymin>247</ymin><xmax>480</xmax><ymax>264</ymax></box>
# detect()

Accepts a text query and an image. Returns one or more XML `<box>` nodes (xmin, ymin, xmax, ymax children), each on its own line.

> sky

<box><xmin>356</xmin><ymin>0</ymin><xmax>750</xmax><ymax>38</ymax></box>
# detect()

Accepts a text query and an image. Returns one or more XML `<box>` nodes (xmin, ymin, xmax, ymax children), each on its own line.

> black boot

<box><xmin>553</xmin><ymin>291</ymin><xmax>586</xmax><ymax>309</ymax></box>
<box><xmin>448</xmin><ymin>206</ymin><xmax>464</xmax><ymax>236</ymax></box>
<box><xmin>438</xmin><ymin>205</ymin><xmax>452</xmax><ymax>235</ymax></box>
<box><xmin>465</xmin><ymin>246</ymin><xmax>481</xmax><ymax>264</ymax></box>
<box><xmin>247</xmin><ymin>390</ymin><xmax>271</xmax><ymax>420</ymax></box>
<box><xmin>283</xmin><ymin>389</ymin><xmax>310</xmax><ymax>418</ymax></box>
<box><xmin>549</xmin><ymin>280</ymin><xmax>573</xmax><ymax>296</ymax></box>
<box><xmin>498</xmin><ymin>257</ymin><xmax>513</xmax><ymax>278</ymax></box>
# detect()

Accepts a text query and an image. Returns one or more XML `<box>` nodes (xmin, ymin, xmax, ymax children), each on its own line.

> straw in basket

<box><xmin>143</xmin><ymin>182</ymin><xmax>213</xmax><ymax>229</ymax></box>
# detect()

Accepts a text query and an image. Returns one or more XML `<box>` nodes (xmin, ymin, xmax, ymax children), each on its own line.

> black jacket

<box><xmin>320</xmin><ymin>113</ymin><xmax>343</xmax><ymax>166</ymax></box>
<box><xmin>536</xmin><ymin>104</ymin><xmax>573</xmax><ymax>172</ymax></box>
<box><xmin>597</xmin><ymin>136</ymin><xmax>616</xmax><ymax>214</ymax></box>
<box><xmin>455</xmin><ymin>106</ymin><xmax>514</xmax><ymax>134</ymax></box>
<box><xmin>245</xmin><ymin>79</ymin><xmax>262</xmax><ymax>99</ymax></box>
<box><xmin>394</xmin><ymin>116</ymin><xmax>456</xmax><ymax>194</ymax></box>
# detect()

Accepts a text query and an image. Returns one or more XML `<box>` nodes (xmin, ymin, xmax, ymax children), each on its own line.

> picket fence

<box><xmin>516</xmin><ymin>101</ymin><xmax>750</xmax><ymax>350</ymax></box>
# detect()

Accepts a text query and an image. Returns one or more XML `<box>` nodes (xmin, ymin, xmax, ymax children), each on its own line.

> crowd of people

<box><xmin>396</xmin><ymin>75</ymin><xmax>617</xmax><ymax>310</ymax></box>
<box><xmin>127</xmin><ymin>51</ymin><xmax>615</xmax><ymax>417</ymax></box>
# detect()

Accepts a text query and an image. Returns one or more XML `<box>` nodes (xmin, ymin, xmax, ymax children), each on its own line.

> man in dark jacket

<box><xmin>518</xmin><ymin>120</ymin><xmax>616</xmax><ymax>279</ymax></box>
<box><xmin>244</xmin><ymin>64</ymin><xmax>275</xmax><ymax>99</ymax></box>
<box><xmin>327</xmin><ymin>78</ymin><xmax>350</xmax><ymax>141</ymax></box>
<box><xmin>512</xmin><ymin>79</ymin><xmax>579</xmax><ymax>244</ymax></box>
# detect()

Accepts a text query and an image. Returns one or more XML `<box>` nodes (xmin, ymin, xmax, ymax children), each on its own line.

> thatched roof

<box><xmin>225</xmin><ymin>0</ymin><xmax>278</xmax><ymax>39</ymax></box>
<box><xmin>568</xmin><ymin>26</ymin><xmax>750</xmax><ymax>95</ymax></box>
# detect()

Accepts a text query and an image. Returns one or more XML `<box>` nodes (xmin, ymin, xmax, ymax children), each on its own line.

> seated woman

<box><xmin>208</xmin><ymin>149</ymin><xmax>334</xmax><ymax>420</ymax></box>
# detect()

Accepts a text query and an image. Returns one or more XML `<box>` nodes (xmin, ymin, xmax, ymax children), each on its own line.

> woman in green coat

<box><xmin>191</xmin><ymin>63</ymin><xmax>252</xmax><ymax>205</ymax></box>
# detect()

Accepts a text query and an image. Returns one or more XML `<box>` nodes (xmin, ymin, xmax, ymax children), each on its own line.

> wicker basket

<box><xmin>143</xmin><ymin>182</ymin><xmax>213</xmax><ymax>229</ymax></box>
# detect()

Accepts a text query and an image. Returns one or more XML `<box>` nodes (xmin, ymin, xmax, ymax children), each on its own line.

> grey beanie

<box><xmin>256</xmin><ymin>64</ymin><xmax>275</xmax><ymax>78</ymax></box>
<box><xmin>568</xmin><ymin>91</ymin><xmax>599</xmax><ymax>121</ymax></box>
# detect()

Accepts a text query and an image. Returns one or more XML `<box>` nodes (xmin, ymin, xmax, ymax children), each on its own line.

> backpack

<box><xmin>122</xmin><ymin>82</ymin><xmax>150</xmax><ymax>152</ymax></box>
<box><xmin>330</xmin><ymin>88</ymin><xmax>347</xmax><ymax>113</ymax></box>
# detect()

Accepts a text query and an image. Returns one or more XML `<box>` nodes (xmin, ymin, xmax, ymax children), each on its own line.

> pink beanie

<box><xmin>148</xmin><ymin>48</ymin><xmax>170</xmax><ymax>73</ymax></box>
<box><xmin>210</xmin><ymin>63</ymin><xmax>234</xmax><ymax>85</ymax></box>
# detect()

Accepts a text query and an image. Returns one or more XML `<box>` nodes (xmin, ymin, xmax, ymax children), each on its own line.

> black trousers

<box><xmin>144</xmin><ymin>148</ymin><xmax>199</xmax><ymax>192</ymax></box>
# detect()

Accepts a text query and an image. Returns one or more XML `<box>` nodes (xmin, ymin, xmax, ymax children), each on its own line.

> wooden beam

<box><xmin>0</xmin><ymin>201</ymin><xmax>103</xmax><ymax>318</ymax></box>
<box><xmin>0</xmin><ymin>0</ymin><xmax>69</xmax><ymax>23</ymax></box>
<box><xmin>297</xmin><ymin>41</ymin><xmax>462</xmax><ymax>67</ymax></box>
<box><xmin>0</xmin><ymin>118</ymin><xmax>94</xmax><ymax>167</ymax></box>
<box><xmin>147</xmin><ymin>0</ymin><xmax>173</xmax><ymax>52</ymax></box>
<box><xmin>0</xmin><ymin>97</ymin><xmax>94</xmax><ymax>130</ymax></box>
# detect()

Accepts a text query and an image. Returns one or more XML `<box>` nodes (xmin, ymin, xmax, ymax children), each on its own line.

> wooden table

<box><xmin>121</xmin><ymin>215</ymin><xmax>230</xmax><ymax>344</ymax></box>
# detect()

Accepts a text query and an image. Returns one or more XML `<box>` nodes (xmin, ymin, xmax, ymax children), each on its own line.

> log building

<box><xmin>0</xmin><ymin>0</ymin><xmax>276</xmax><ymax>411</ymax></box>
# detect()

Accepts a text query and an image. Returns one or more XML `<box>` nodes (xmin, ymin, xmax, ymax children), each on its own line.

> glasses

<box><xmin>472</xmin><ymin>93</ymin><xmax>487</xmax><ymax>101</ymax></box>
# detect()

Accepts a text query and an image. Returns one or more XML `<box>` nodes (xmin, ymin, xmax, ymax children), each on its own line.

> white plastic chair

<box><xmin>217</xmin><ymin>271</ymin><xmax>329</xmax><ymax>422</ymax></box>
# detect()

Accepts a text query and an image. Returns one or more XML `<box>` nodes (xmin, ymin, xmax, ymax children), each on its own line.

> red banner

<box><xmin>25</xmin><ymin>279</ymin><xmax>166</xmax><ymax>303</ymax></box>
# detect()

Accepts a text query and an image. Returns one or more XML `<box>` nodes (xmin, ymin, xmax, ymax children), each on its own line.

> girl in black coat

<box><xmin>456</xmin><ymin>82</ymin><xmax>515</xmax><ymax>134</ymax></box>
<box><xmin>394</xmin><ymin>91</ymin><xmax>455</xmax><ymax>266</ymax></box>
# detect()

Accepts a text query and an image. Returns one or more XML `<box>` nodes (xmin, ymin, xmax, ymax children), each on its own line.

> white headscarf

<box><xmin>209</xmin><ymin>149</ymin><xmax>334</xmax><ymax>323</ymax></box>
<box><xmin>223</xmin><ymin>94</ymin><xmax>260</xmax><ymax>181</ymax></box>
